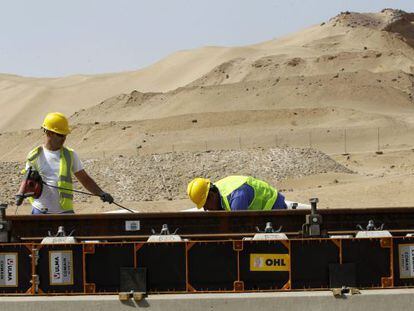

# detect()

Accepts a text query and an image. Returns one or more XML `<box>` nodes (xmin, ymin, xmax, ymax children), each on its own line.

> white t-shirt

<box><xmin>26</xmin><ymin>146</ymin><xmax>83</xmax><ymax>214</ymax></box>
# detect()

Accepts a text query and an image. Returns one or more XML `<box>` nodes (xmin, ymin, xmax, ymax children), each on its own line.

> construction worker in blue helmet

<box><xmin>24</xmin><ymin>112</ymin><xmax>113</xmax><ymax>214</ymax></box>
<box><xmin>187</xmin><ymin>176</ymin><xmax>287</xmax><ymax>211</ymax></box>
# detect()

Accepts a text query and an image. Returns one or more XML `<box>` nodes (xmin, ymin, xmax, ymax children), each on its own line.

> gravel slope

<box><xmin>0</xmin><ymin>147</ymin><xmax>352</xmax><ymax>206</ymax></box>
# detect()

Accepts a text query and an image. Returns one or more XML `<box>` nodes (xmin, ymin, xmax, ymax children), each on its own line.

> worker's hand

<box><xmin>100</xmin><ymin>192</ymin><xmax>114</xmax><ymax>204</ymax></box>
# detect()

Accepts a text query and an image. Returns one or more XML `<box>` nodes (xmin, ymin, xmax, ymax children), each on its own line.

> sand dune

<box><xmin>1</xmin><ymin>9</ymin><xmax>414</xmax><ymax>160</ymax></box>
<box><xmin>1</xmin><ymin>9</ymin><xmax>413</xmax><ymax>132</ymax></box>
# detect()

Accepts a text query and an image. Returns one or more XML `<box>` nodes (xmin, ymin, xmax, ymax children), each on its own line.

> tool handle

<box><xmin>15</xmin><ymin>195</ymin><xmax>24</xmax><ymax>206</ymax></box>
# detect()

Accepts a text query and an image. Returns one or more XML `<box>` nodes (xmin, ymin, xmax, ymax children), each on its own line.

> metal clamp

<box><xmin>119</xmin><ymin>290</ymin><xmax>146</xmax><ymax>302</ymax></box>
<box><xmin>255</xmin><ymin>222</ymin><xmax>282</xmax><ymax>233</ymax></box>
<box><xmin>148</xmin><ymin>224</ymin><xmax>185</xmax><ymax>242</ymax></box>
<box><xmin>30</xmin><ymin>274</ymin><xmax>40</xmax><ymax>294</ymax></box>
<box><xmin>357</xmin><ymin>220</ymin><xmax>384</xmax><ymax>231</ymax></box>
<box><xmin>30</xmin><ymin>248</ymin><xmax>40</xmax><ymax>266</ymax></box>
<box><xmin>0</xmin><ymin>204</ymin><xmax>11</xmax><ymax>242</ymax></box>
<box><xmin>151</xmin><ymin>224</ymin><xmax>179</xmax><ymax>235</ymax></box>
<box><xmin>332</xmin><ymin>286</ymin><xmax>361</xmax><ymax>298</ymax></box>
<box><xmin>302</xmin><ymin>198</ymin><xmax>323</xmax><ymax>237</ymax></box>
<box><xmin>355</xmin><ymin>220</ymin><xmax>390</xmax><ymax>238</ymax></box>
<box><xmin>47</xmin><ymin>226</ymin><xmax>75</xmax><ymax>237</ymax></box>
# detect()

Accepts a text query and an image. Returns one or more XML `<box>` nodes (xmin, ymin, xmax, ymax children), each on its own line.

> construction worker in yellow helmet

<box><xmin>187</xmin><ymin>176</ymin><xmax>287</xmax><ymax>211</ymax></box>
<box><xmin>24</xmin><ymin>112</ymin><xmax>113</xmax><ymax>214</ymax></box>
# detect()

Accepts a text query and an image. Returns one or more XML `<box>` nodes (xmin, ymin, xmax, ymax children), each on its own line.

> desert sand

<box><xmin>1</xmin><ymin>9</ymin><xmax>414</xmax><ymax>214</ymax></box>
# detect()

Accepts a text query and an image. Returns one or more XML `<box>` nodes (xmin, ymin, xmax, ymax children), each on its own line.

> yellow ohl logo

<box><xmin>250</xmin><ymin>253</ymin><xmax>290</xmax><ymax>271</ymax></box>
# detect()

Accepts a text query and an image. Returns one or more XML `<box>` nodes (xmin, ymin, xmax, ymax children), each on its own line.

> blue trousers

<box><xmin>272</xmin><ymin>193</ymin><xmax>287</xmax><ymax>209</ymax></box>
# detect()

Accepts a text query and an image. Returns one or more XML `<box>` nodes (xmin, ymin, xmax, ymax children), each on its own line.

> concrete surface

<box><xmin>1</xmin><ymin>289</ymin><xmax>413</xmax><ymax>311</ymax></box>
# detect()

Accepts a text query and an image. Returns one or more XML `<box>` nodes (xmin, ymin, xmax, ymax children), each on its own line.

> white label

<box><xmin>0</xmin><ymin>253</ymin><xmax>18</xmax><ymax>287</ymax></box>
<box><xmin>49</xmin><ymin>251</ymin><xmax>74</xmax><ymax>285</ymax></box>
<box><xmin>147</xmin><ymin>235</ymin><xmax>183</xmax><ymax>242</ymax></box>
<box><xmin>252</xmin><ymin>233</ymin><xmax>288</xmax><ymax>240</ymax></box>
<box><xmin>399</xmin><ymin>244</ymin><xmax>414</xmax><ymax>279</ymax></box>
<box><xmin>125</xmin><ymin>220</ymin><xmax>140</xmax><ymax>231</ymax></box>
<box><xmin>41</xmin><ymin>237</ymin><xmax>77</xmax><ymax>245</ymax></box>
<box><xmin>355</xmin><ymin>231</ymin><xmax>392</xmax><ymax>238</ymax></box>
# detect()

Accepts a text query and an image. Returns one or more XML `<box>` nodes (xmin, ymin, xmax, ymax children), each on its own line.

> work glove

<box><xmin>100</xmin><ymin>192</ymin><xmax>114</xmax><ymax>204</ymax></box>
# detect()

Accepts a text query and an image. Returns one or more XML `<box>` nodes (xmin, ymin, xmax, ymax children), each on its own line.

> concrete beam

<box><xmin>1</xmin><ymin>289</ymin><xmax>413</xmax><ymax>311</ymax></box>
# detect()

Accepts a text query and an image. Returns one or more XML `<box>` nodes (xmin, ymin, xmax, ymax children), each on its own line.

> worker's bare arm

<box><xmin>74</xmin><ymin>169</ymin><xmax>103</xmax><ymax>196</ymax></box>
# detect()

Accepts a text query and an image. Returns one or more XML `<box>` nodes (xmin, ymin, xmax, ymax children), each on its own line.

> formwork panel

<box><xmin>291</xmin><ymin>239</ymin><xmax>339</xmax><ymax>289</ymax></box>
<box><xmin>342</xmin><ymin>238</ymin><xmax>391</xmax><ymax>288</ymax></box>
<box><xmin>0</xmin><ymin>244</ymin><xmax>32</xmax><ymax>294</ymax></box>
<box><xmin>393</xmin><ymin>237</ymin><xmax>414</xmax><ymax>287</ymax></box>
<box><xmin>85</xmin><ymin>243</ymin><xmax>135</xmax><ymax>293</ymax></box>
<box><xmin>37</xmin><ymin>244</ymin><xmax>83</xmax><ymax>293</ymax></box>
<box><xmin>187</xmin><ymin>241</ymin><xmax>237</xmax><ymax>291</ymax></box>
<box><xmin>136</xmin><ymin>242</ymin><xmax>186</xmax><ymax>292</ymax></box>
<box><xmin>239</xmin><ymin>240</ymin><xmax>290</xmax><ymax>290</ymax></box>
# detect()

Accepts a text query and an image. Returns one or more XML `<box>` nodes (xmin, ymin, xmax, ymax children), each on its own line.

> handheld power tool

<box><xmin>15</xmin><ymin>166</ymin><xmax>43</xmax><ymax>206</ymax></box>
<box><xmin>15</xmin><ymin>167</ymin><xmax>135</xmax><ymax>213</ymax></box>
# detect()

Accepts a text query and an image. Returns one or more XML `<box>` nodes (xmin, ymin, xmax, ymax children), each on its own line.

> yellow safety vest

<box><xmin>26</xmin><ymin>146</ymin><xmax>74</xmax><ymax>211</ymax></box>
<box><xmin>215</xmin><ymin>176</ymin><xmax>278</xmax><ymax>211</ymax></box>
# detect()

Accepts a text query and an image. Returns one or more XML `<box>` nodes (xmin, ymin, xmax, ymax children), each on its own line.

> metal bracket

<box><xmin>255</xmin><ymin>222</ymin><xmax>282</xmax><ymax>233</ymax></box>
<box><xmin>357</xmin><ymin>220</ymin><xmax>384</xmax><ymax>231</ymax></box>
<box><xmin>147</xmin><ymin>224</ymin><xmax>186</xmax><ymax>242</ymax></box>
<box><xmin>30</xmin><ymin>274</ymin><xmax>40</xmax><ymax>294</ymax></box>
<box><xmin>0</xmin><ymin>203</ymin><xmax>10</xmax><ymax>242</ymax></box>
<box><xmin>302</xmin><ymin>198</ymin><xmax>323</xmax><ymax>237</ymax></box>
<box><xmin>332</xmin><ymin>286</ymin><xmax>361</xmax><ymax>298</ymax></box>
<box><xmin>247</xmin><ymin>222</ymin><xmax>288</xmax><ymax>240</ymax></box>
<box><xmin>42</xmin><ymin>225</ymin><xmax>77</xmax><ymax>244</ymax></box>
<box><xmin>151</xmin><ymin>224</ymin><xmax>179</xmax><ymax>235</ymax></box>
<box><xmin>119</xmin><ymin>291</ymin><xmax>146</xmax><ymax>302</ymax></box>
<box><xmin>30</xmin><ymin>248</ymin><xmax>40</xmax><ymax>266</ymax></box>
<box><xmin>356</xmin><ymin>220</ymin><xmax>391</xmax><ymax>238</ymax></box>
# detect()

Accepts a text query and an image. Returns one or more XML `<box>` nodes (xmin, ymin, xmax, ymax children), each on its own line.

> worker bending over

<box><xmin>187</xmin><ymin>176</ymin><xmax>287</xmax><ymax>211</ymax></box>
<box><xmin>25</xmin><ymin>112</ymin><xmax>113</xmax><ymax>214</ymax></box>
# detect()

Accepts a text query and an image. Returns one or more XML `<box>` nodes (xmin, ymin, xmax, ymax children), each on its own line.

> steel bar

<box><xmin>5</xmin><ymin>207</ymin><xmax>414</xmax><ymax>241</ymax></box>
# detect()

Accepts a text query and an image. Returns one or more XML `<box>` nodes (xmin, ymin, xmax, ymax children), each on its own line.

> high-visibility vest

<box><xmin>215</xmin><ymin>176</ymin><xmax>278</xmax><ymax>211</ymax></box>
<box><xmin>26</xmin><ymin>146</ymin><xmax>74</xmax><ymax>211</ymax></box>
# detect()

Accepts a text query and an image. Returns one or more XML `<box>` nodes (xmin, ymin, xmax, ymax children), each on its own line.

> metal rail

<box><xmin>5</xmin><ymin>206</ymin><xmax>414</xmax><ymax>241</ymax></box>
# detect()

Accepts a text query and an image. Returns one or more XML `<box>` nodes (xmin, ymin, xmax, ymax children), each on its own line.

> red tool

<box><xmin>15</xmin><ymin>167</ymin><xmax>43</xmax><ymax>206</ymax></box>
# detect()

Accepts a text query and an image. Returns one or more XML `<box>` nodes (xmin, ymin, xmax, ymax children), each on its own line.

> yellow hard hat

<box><xmin>42</xmin><ymin>112</ymin><xmax>71</xmax><ymax>135</ymax></box>
<box><xmin>187</xmin><ymin>178</ymin><xmax>211</xmax><ymax>208</ymax></box>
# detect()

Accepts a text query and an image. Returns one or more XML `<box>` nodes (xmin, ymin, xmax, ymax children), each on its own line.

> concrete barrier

<box><xmin>1</xmin><ymin>289</ymin><xmax>413</xmax><ymax>311</ymax></box>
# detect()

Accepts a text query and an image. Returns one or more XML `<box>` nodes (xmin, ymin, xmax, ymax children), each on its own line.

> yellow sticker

<box><xmin>250</xmin><ymin>253</ymin><xmax>290</xmax><ymax>271</ymax></box>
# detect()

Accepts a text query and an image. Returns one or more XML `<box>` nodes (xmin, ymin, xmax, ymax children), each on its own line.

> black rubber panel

<box><xmin>342</xmin><ymin>239</ymin><xmax>391</xmax><ymax>288</ymax></box>
<box><xmin>188</xmin><ymin>241</ymin><xmax>237</xmax><ymax>291</ymax></box>
<box><xmin>86</xmin><ymin>243</ymin><xmax>134</xmax><ymax>292</ymax></box>
<box><xmin>120</xmin><ymin>267</ymin><xmax>147</xmax><ymax>293</ymax></box>
<box><xmin>329</xmin><ymin>263</ymin><xmax>356</xmax><ymax>288</ymax></box>
<box><xmin>291</xmin><ymin>239</ymin><xmax>339</xmax><ymax>289</ymax></box>
<box><xmin>136</xmin><ymin>242</ymin><xmax>186</xmax><ymax>292</ymax></box>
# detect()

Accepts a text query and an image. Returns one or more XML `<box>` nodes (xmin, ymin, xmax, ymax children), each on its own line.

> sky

<box><xmin>1</xmin><ymin>0</ymin><xmax>413</xmax><ymax>77</ymax></box>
